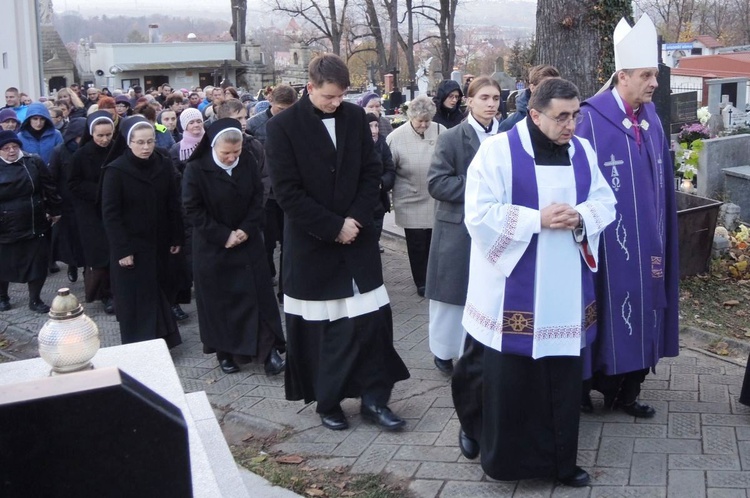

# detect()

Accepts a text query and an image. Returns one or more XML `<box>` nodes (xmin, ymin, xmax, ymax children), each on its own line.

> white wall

<box><xmin>0</xmin><ymin>0</ymin><xmax>42</xmax><ymax>98</ymax></box>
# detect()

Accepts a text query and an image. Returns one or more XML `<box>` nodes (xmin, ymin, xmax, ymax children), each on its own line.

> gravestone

<box><xmin>670</xmin><ymin>91</ymin><xmax>698</xmax><ymax>134</ymax></box>
<box><xmin>654</xmin><ymin>63</ymin><xmax>672</xmax><ymax>136</ymax></box>
<box><xmin>0</xmin><ymin>367</ymin><xmax>192</xmax><ymax>497</ymax></box>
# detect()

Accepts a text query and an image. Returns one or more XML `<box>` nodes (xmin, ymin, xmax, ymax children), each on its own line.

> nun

<box><xmin>100</xmin><ymin>116</ymin><xmax>184</xmax><ymax>347</ymax></box>
<box><xmin>182</xmin><ymin>118</ymin><xmax>286</xmax><ymax>375</ymax></box>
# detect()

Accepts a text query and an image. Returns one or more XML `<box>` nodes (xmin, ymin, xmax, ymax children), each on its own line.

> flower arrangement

<box><xmin>399</xmin><ymin>100</ymin><xmax>410</xmax><ymax>115</ymax></box>
<box><xmin>677</xmin><ymin>122</ymin><xmax>711</xmax><ymax>144</ymax></box>
<box><xmin>674</xmin><ymin>139</ymin><xmax>703</xmax><ymax>180</ymax></box>
<box><xmin>697</xmin><ymin>106</ymin><xmax>710</xmax><ymax>126</ymax></box>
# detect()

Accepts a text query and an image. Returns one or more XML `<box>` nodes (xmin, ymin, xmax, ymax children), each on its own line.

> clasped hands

<box><xmin>225</xmin><ymin>229</ymin><xmax>248</xmax><ymax>249</ymax></box>
<box><xmin>336</xmin><ymin>217</ymin><xmax>361</xmax><ymax>244</ymax></box>
<box><xmin>540</xmin><ymin>203</ymin><xmax>581</xmax><ymax>230</ymax></box>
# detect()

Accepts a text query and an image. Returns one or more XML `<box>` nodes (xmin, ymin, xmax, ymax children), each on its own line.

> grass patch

<box><xmin>232</xmin><ymin>434</ymin><xmax>411</xmax><ymax>498</ymax></box>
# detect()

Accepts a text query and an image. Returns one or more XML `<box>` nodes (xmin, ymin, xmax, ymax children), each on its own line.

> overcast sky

<box><xmin>52</xmin><ymin>0</ymin><xmax>267</xmax><ymax>22</ymax></box>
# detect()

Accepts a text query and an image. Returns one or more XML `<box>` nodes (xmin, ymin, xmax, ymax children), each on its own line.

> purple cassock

<box><xmin>577</xmin><ymin>89</ymin><xmax>680</xmax><ymax>376</ymax></box>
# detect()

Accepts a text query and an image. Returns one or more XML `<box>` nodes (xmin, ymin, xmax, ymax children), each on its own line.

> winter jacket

<box><xmin>499</xmin><ymin>88</ymin><xmax>530</xmax><ymax>132</ymax></box>
<box><xmin>432</xmin><ymin>80</ymin><xmax>464</xmax><ymax>129</ymax></box>
<box><xmin>18</xmin><ymin>103</ymin><xmax>63</xmax><ymax>164</ymax></box>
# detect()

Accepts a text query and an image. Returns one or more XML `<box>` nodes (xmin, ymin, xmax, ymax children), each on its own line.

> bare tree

<box><xmin>270</xmin><ymin>0</ymin><xmax>350</xmax><ymax>55</ymax></box>
<box><xmin>536</xmin><ymin>0</ymin><xmax>631</xmax><ymax>98</ymax></box>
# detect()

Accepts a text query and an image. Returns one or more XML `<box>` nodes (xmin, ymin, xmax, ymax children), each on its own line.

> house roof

<box><xmin>675</xmin><ymin>52</ymin><xmax>750</xmax><ymax>78</ymax></box>
<box><xmin>692</xmin><ymin>35</ymin><xmax>724</xmax><ymax>49</ymax></box>
<box><xmin>112</xmin><ymin>60</ymin><xmax>245</xmax><ymax>72</ymax></box>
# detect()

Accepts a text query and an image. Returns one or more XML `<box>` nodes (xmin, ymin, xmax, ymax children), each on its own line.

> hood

<box><xmin>63</xmin><ymin>117</ymin><xmax>86</xmax><ymax>144</ymax></box>
<box><xmin>20</xmin><ymin>103</ymin><xmax>54</xmax><ymax>132</ymax></box>
<box><xmin>435</xmin><ymin>80</ymin><xmax>463</xmax><ymax>105</ymax></box>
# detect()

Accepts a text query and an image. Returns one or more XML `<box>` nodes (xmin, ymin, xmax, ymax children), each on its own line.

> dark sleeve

<box><xmin>345</xmin><ymin>112</ymin><xmax>382</xmax><ymax>225</ymax></box>
<box><xmin>162</xmin><ymin>157</ymin><xmax>184</xmax><ymax>247</ymax></box>
<box><xmin>266</xmin><ymin>118</ymin><xmax>345</xmax><ymax>242</ymax></box>
<box><xmin>34</xmin><ymin>157</ymin><xmax>62</xmax><ymax>216</ymax></box>
<box><xmin>68</xmin><ymin>147</ymin><xmax>99</xmax><ymax>203</ymax></box>
<box><xmin>48</xmin><ymin>146</ymin><xmax>63</xmax><ymax>183</ymax></box>
<box><xmin>182</xmin><ymin>161</ymin><xmax>232</xmax><ymax>247</ymax></box>
<box><xmin>236</xmin><ymin>157</ymin><xmax>265</xmax><ymax>236</ymax></box>
<box><xmin>428</xmin><ymin>131</ymin><xmax>465</xmax><ymax>203</ymax></box>
<box><xmin>246</xmin><ymin>136</ymin><xmax>270</xmax><ymax>205</ymax></box>
<box><xmin>100</xmin><ymin>167</ymin><xmax>134</xmax><ymax>259</ymax></box>
<box><xmin>379</xmin><ymin>139</ymin><xmax>396</xmax><ymax>192</ymax></box>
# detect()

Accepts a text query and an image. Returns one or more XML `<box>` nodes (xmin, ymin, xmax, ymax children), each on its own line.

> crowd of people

<box><xmin>8</xmin><ymin>13</ymin><xmax>741</xmax><ymax>489</ymax></box>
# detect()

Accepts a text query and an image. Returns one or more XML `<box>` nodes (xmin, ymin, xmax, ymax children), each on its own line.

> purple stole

<box><xmin>500</xmin><ymin>126</ymin><xmax>597</xmax><ymax>357</ymax></box>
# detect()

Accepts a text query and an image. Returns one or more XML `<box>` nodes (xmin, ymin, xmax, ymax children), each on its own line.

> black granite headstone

<box><xmin>654</xmin><ymin>63</ymin><xmax>672</xmax><ymax>136</ymax></box>
<box><xmin>0</xmin><ymin>367</ymin><xmax>192</xmax><ymax>497</ymax></box>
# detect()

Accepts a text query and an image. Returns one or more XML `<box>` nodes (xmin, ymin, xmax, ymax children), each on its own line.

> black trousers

<box><xmin>585</xmin><ymin>368</ymin><xmax>650</xmax><ymax>406</ymax></box>
<box><xmin>404</xmin><ymin>228</ymin><xmax>432</xmax><ymax>289</ymax></box>
<box><xmin>263</xmin><ymin>198</ymin><xmax>284</xmax><ymax>297</ymax></box>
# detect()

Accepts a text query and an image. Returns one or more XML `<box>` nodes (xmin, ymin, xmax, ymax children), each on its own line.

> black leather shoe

<box><xmin>458</xmin><ymin>429</ymin><xmax>479</xmax><ymax>459</ymax></box>
<box><xmin>417</xmin><ymin>286</ymin><xmax>425</xmax><ymax>297</ymax></box>
<box><xmin>360</xmin><ymin>404</ymin><xmax>406</xmax><ymax>431</ymax></box>
<box><xmin>621</xmin><ymin>401</ymin><xmax>656</xmax><ymax>418</ymax></box>
<box><xmin>320</xmin><ymin>409</ymin><xmax>348</xmax><ymax>431</ymax></box>
<box><xmin>67</xmin><ymin>266</ymin><xmax>78</xmax><ymax>283</ymax></box>
<box><xmin>102</xmin><ymin>298</ymin><xmax>115</xmax><ymax>315</ymax></box>
<box><xmin>49</xmin><ymin>263</ymin><xmax>60</xmax><ymax>274</ymax></box>
<box><xmin>219</xmin><ymin>358</ymin><xmax>240</xmax><ymax>374</ymax></box>
<box><xmin>0</xmin><ymin>298</ymin><xmax>11</xmax><ymax>312</ymax></box>
<box><xmin>434</xmin><ymin>356</ymin><xmax>454</xmax><ymax>375</ymax></box>
<box><xmin>558</xmin><ymin>467</ymin><xmax>590</xmax><ymax>487</ymax></box>
<box><xmin>264</xmin><ymin>349</ymin><xmax>285</xmax><ymax>376</ymax></box>
<box><xmin>29</xmin><ymin>300</ymin><xmax>50</xmax><ymax>314</ymax></box>
<box><xmin>171</xmin><ymin>304</ymin><xmax>189</xmax><ymax>321</ymax></box>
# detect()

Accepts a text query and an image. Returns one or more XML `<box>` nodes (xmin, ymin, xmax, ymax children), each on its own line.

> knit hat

<box><xmin>115</xmin><ymin>95</ymin><xmax>131</xmax><ymax>106</ymax></box>
<box><xmin>0</xmin><ymin>130</ymin><xmax>22</xmax><ymax>149</ymax></box>
<box><xmin>180</xmin><ymin>107</ymin><xmax>203</xmax><ymax>130</ymax></box>
<box><xmin>365</xmin><ymin>112</ymin><xmax>379</xmax><ymax>124</ymax></box>
<box><xmin>254</xmin><ymin>101</ymin><xmax>271</xmax><ymax>114</ymax></box>
<box><xmin>357</xmin><ymin>91</ymin><xmax>380</xmax><ymax>108</ymax></box>
<box><xmin>0</xmin><ymin>109</ymin><xmax>18</xmax><ymax>124</ymax></box>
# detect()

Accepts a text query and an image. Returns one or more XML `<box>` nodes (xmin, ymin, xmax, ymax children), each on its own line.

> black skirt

<box><xmin>0</xmin><ymin>234</ymin><xmax>50</xmax><ymax>283</ymax></box>
<box><xmin>740</xmin><ymin>353</ymin><xmax>750</xmax><ymax>406</ymax></box>
<box><xmin>454</xmin><ymin>344</ymin><xmax>582</xmax><ymax>482</ymax></box>
<box><xmin>284</xmin><ymin>304</ymin><xmax>410</xmax><ymax>414</ymax></box>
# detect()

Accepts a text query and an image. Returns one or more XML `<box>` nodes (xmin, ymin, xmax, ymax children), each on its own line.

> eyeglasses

<box><xmin>538</xmin><ymin>110</ymin><xmax>584</xmax><ymax>126</ymax></box>
<box><xmin>131</xmin><ymin>139</ymin><xmax>155</xmax><ymax>147</ymax></box>
<box><xmin>446</xmin><ymin>94</ymin><xmax>460</xmax><ymax>101</ymax></box>
<box><xmin>0</xmin><ymin>144</ymin><xmax>20</xmax><ymax>152</ymax></box>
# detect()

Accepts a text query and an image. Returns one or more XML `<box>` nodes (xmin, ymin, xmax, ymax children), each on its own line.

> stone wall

<box><xmin>697</xmin><ymin>134</ymin><xmax>750</xmax><ymax>198</ymax></box>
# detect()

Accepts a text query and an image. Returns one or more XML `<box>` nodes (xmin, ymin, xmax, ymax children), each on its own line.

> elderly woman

<box><xmin>358</xmin><ymin>92</ymin><xmax>393</xmax><ymax>136</ymax></box>
<box><xmin>386</xmin><ymin>95</ymin><xmax>446</xmax><ymax>296</ymax></box>
<box><xmin>183</xmin><ymin>118</ymin><xmax>285</xmax><ymax>375</ymax></box>
<box><xmin>69</xmin><ymin>111</ymin><xmax>117</xmax><ymax>313</ymax></box>
<box><xmin>0</xmin><ymin>110</ymin><xmax>20</xmax><ymax>132</ymax></box>
<box><xmin>101</xmin><ymin>116</ymin><xmax>184</xmax><ymax>347</ymax></box>
<box><xmin>425</xmin><ymin>76</ymin><xmax>501</xmax><ymax>375</ymax></box>
<box><xmin>0</xmin><ymin>130</ymin><xmax>62</xmax><ymax>313</ymax></box>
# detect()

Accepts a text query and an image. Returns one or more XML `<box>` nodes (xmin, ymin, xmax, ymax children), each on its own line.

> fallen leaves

<box><xmin>276</xmin><ymin>454</ymin><xmax>304</xmax><ymax>464</ymax></box>
<box><xmin>707</xmin><ymin>341</ymin><xmax>730</xmax><ymax>356</ymax></box>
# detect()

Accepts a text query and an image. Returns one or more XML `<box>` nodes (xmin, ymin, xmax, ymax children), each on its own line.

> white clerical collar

<box><xmin>467</xmin><ymin>113</ymin><xmax>499</xmax><ymax>143</ymax></box>
<box><xmin>321</xmin><ymin>117</ymin><xmax>337</xmax><ymax>149</ymax></box>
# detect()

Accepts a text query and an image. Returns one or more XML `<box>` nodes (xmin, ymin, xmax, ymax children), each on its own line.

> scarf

<box><xmin>179</xmin><ymin>129</ymin><xmax>204</xmax><ymax>162</ymax></box>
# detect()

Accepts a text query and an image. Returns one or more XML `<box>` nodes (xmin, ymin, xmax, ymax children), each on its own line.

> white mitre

<box><xmin>614</xmin><ymin>14</ymin><xmax>658</xmax><ymax>70</ymax></box>
<box><xmin>596</xmin><ymin>14</ymin><xmax>658</xmax><ymax>94</ymax></box>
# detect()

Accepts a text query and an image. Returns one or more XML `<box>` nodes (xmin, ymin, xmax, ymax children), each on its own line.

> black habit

<box><xmin>100</xmin><ymin>149</ymin><xmax>184</xmax><ymax>347</ymax></box>
<box><xmin>265</xmin><ymin>94</ymin><xmax>409</xmax><ymax>413</ymax></box>
<box><xmin>182</xmin><ymin>135</ymin><xmax>284</xmax><ymax>361</ymax></box>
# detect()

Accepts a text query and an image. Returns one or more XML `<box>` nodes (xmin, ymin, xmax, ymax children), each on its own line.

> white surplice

<box><xmin>462</xmin><ymin>119</ymin><xmax>617</xmax><ymax>359</ymax></box>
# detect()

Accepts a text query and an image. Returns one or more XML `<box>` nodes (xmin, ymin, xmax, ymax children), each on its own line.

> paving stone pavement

<box><xmin>2</xmin><ymin>233</ymin><xmax>750</xmax><ymax>497</ymax></box>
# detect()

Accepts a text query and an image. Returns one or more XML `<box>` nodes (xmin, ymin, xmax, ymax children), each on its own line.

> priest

<box><xmin>455</xmin><ymin>77</ymin><xmax>616</xmax><ymax>486</ymax></box>
<box><xmin>577</xmin><ymin>15</ymin><xmax>680</xmax><ymax>418</ymax></box>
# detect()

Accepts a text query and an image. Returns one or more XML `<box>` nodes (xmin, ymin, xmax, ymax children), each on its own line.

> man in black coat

<box><xmin>265</xmin><ymin>53</ymin><xmax>409</xmax><ymax>432</ymax></box>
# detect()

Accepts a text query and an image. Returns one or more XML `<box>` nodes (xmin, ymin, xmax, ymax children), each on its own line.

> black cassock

<box><xmin>182</xmin><ymin>149</ymin><xmax>284</xmax><ymax>361</ymax></box>
<box><xmin>453</xmin><ymin>336</ymin><xmax>582</xmax><ymax>481</ymax></box>
<box><xmin>101</xmin><ymin>149</ymin><xmax>183</xmax><ymax>348</ymax></box>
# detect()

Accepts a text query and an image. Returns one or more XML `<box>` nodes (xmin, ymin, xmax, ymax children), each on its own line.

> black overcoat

<box><xmin>100</xmin><ymin>149</ymin><xmax>184</xmax><ymax>346</ymax></box>
<box><xmin>49</xmin><ymin>142</ymin><xmax>85</xmax><ymax>267</ymax></box>
<box><xmin>182</xmin><ymin>148</ymin><xmax>284</xmax><ymax>356</ymax></box>
<box><xmin>68</xmin><ymin>141</ymin><xmax>112</xmax><ymax>268</ymax></box>
<box><xmin>265</xmin><ymin>95</ymin><xmax>383</xmax><ymax>300</ymax></box>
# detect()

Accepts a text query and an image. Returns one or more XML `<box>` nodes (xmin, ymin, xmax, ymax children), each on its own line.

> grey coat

<box><xmin>424</xmin><ymin>120</ymin><xmax>480</xmax><ymax>305</ymax></box>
